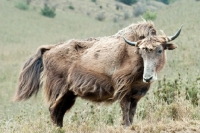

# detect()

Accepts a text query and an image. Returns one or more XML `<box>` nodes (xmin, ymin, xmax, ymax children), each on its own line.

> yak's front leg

<box><xmin>129</xmin><ymin>85</ymin><xmax>150</xmax><ymax>124</ymax></box>
<box><xmin>120</xmin><ymin>95</ymin><xmax>131</xmax><ymax>127</ymax></box>
<box><xmin>129</xmin><ymin>98</ymin><xmax>138</xmax><ymax>124</ymax></box>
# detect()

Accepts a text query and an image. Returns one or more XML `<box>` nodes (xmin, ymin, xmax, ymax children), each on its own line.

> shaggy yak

<box><xmin>14</xmin><ymin>21</ymin><xmax>182</xmax><ymax>127</ymax></box>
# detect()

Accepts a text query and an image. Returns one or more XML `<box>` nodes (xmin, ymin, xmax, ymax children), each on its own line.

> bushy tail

<box><xmin>13</xmin><ymin>45</ymin><xmax>53</xmax><ymax>102</ymax></box>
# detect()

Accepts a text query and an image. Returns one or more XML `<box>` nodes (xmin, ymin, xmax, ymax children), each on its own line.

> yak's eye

<box><xmin>158</xmin><ymin>49</ymin><xmax>162</xmax><ymax>54</ymax></box>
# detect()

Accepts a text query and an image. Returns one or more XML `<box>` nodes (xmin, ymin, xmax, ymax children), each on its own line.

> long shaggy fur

<box><xmin>14</xmin><ymin>21</ymin><xmax>157</xmax><ymax>103</ymax></box>
<box><xmin>114</xmin><ymin>21</ymin><xmax>156</xmax><ymax>40</ymax></box>
<box><xmin>14</xmin><ymin>21</ymin><xmax>171</xmax><ymax>127</ymax></box>
<box><xmin>14</xmin><ymin>45</ymin><xmax>54</xmax><ymax>101</ymax></box>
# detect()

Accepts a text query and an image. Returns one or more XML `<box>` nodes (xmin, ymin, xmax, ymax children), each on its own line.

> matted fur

<box><xmin>137</xmin><ymin>36</ymin><xmax>168</xmax><ymax>50</ymax></box>
<box><xmin>114</xmin><ymin>21</ymin><xmax>156</xmax><ymax>41</ymax></box>
<box><xmin>14</xmin><ymin>21</ymin><xmax>179</xmax><ymax>127</ymax></box>
<box><xmin>14</xmin><ymin>45</ymin><xmax>54</xmax><ymax>101</ymax></box>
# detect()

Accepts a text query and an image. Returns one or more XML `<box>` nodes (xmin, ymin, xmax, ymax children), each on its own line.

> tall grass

<box><xmin>0</xmin><ymin>0</ymin><xmax>200</xmax><ymax>132</ymax></box>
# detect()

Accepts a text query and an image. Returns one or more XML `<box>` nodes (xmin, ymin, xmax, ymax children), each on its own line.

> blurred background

<box><xmin>0</xmin><ymin>0</ymin><xmax>200</xmax><ymax>132</ymax></box>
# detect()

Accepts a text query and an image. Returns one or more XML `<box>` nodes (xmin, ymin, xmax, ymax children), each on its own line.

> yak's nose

<box><xmin>143</xmin><ymin>77</ymin><xmax>153</xmax><ymax>82</ymax></box>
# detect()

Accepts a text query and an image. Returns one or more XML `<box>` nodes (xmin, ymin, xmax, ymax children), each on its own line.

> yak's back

<box><xmin>43</xmin><ymin>38</ymin><xmax>98</xmax><ymax>65</ymax></box>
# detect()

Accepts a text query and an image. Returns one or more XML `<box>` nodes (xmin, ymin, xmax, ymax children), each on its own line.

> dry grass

<box><xmin>1</xmin><ymin>0</ymin><xmax>200</xmax><ymax>132</ymax></box>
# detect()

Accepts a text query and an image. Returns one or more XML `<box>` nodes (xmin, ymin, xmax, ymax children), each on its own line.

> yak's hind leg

<box><xmin>49</xmin><ymin>91</ymin><xmax>76</xmax><ymax>127</ymax></box>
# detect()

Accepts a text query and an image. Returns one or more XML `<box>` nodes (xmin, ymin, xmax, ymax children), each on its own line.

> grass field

<box><xmin>0</xmin><ymin>0</ymin><xmax>200</xmax><ymax>132</ymax></box>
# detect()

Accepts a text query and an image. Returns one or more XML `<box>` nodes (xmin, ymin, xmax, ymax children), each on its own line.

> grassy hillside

<box><xmin>0</xmin><ymin>0</ymin><xmax>200</xmax><ymax>132</ymax></box>
<box><xmin>29</xmin><ymin>0</ymin><xmax>166</xmax><ymax>21</ymax></box>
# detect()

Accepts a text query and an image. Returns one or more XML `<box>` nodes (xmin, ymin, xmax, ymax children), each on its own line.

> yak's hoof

<box><xmin>122</xmin><ymin>121</ymin><xmax>131</xmax><ymax>128</ymax></box>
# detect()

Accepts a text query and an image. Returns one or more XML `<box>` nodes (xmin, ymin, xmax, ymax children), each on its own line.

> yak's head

<box><xmin>124</xmin><ymin>26</ymin><xmax>182</xmax><ymax>83</ymax></box>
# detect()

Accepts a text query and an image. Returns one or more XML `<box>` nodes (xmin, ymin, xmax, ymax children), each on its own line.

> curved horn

<box><xmin>168</xmin><ymin>25</ymin><xmax>183</xmax><ymax>42</ymax></box>
<box><xmin>123</xmin><ymin>37</ymin><xmax>137</xmax><ymax>46</ymax></box>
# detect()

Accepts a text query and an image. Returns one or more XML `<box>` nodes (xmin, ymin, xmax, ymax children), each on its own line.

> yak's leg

<box><xmin>129</xmin><ymin>85</ymin><xmax>150</xmax><ymax>124</ymax></box>
<box><xmin>129</xmin><ymin>98</ymin><xmax>138</xmax><ymax>124</ymax></box>
<box><xmin>120</xmin><ymin>95</ymin><xmax>131</xmax><ymax>127</ymax></box>
<box><xmin>49</xmin><ymin>91</ymin><xmax>76</xmax><ymax>127</ymax></box>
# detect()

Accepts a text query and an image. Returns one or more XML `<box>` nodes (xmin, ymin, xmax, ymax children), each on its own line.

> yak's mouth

<box><xmin>143</xmin><ymin>72</ymin><xmax>157</xmax><ymax>83</ymax></box>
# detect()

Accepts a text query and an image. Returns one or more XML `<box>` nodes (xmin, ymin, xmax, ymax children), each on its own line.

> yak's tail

<box><xmin>13</xmin><ymin>45</ymin><xmax>54</xmax><ymax>102</ymax></box>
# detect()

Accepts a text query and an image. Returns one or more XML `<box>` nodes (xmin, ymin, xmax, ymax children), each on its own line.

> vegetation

<box><xmin>68</xmin><ymin>5</ymin><xmax>75</xmax><ymax>10</ymax></box>
<box><xmin>25</xmin><ymin>0</ymin><xmax>31</xmax><ymax>5</ymax></box>
<box><xmin>123</xmin><ymin>12</ymin><xmax>130</xmax><ymax>20</ymax></box>
<box><xmin>142</xmin><ymin>10</ymin><xmax>157</xmax><ymax>21</ymax></box>
<box><xmin>91</xmin><ymin>0</ymin><xmax>96</xmax><ymax>3</ymax></box>
<box><xmin>133</xmin><ymin>4</ymin><xmax>146</xmax><ymax>17</ymax></box>
<box><xmin>156</xmin><ymin>0</ymin><xmax>175</xmax><ymax>5</ymax></box>
<box><xmin>116</xmin><ymin>0</ymin><xmax>138</xmax><ymax>5</ymax></box>
<box><xmin>1</xmin><ymin>0</ymin><xmax>200</xmax><ymax>132</ymax></box>
<box><xmin>96</xmin><ymin>12</ymin><xmax>106</xmax><ymax>21</ymax></box>
<box><xmin>154</xmin><ymin>74</ymin><xmax>200</xmax><ymax>106</ymax></box>
<box><xmin>15</xmin><ymin>1</ymin><xmax>29</xmax><ymax>10</ymax></box>
<box><xmin>41</xmin><ymin>4</ymin><xmax>56</xmax><ymax>18</ymax></box>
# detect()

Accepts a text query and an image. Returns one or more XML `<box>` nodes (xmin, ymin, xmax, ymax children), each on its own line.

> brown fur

<box><xmin>13</xmin><ymin>21</ymin><xmax>178</xmax><ymax>127</ymax></box>
<box><xmin>13</xmin><ymin>45</ymin><xmax>54</xmax><ymax>101</ymax></box>
<box><xmin>114</xmin><ymin>21</ymin><xmax>156</xmax><ymax>41</ymax></box>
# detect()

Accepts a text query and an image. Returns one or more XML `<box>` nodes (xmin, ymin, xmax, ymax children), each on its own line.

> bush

<box><xmin>124</xmin><ymin>12</ymin><xmax>130</xmax><ymax>20</ymax></box>
<box><xmin>68</xmin><ymin>5</ymin><xmax>74</xmax><ymax>10</ymax></box>
<box><xmin>41</xmin><ymin>4</ymin><xmax>56</xmax><ymax>18</ymax></box>
<box><xmin>113</xmin><ymin>15</ymin><xmax>119</xmax><ymax>23</ymax></box>
<box><xmin>96</xmin><ymin>12</ymin><xmax>106</xmax><ymax>21</ymax></box>
<box><xmin>115</xmin><ymin>3</ymin><xmax>123</xmax><ymax>10</ymax></box>
<box><xmin>156</xmin><ymin>0</ymin><xmax>175</xmax><ymax>5</ymax></box>
<box><xmin>91</xmin><ymin>0</ymin><xmax>96</xmax><ymax>2</ymax></box>
<box><xmin>133</xmin><ymin>4</ymin><xmax>146</xmax><ymax>17</ymax></box>
<box><xmin>15</xmin><ymin>2</ymin><xmax>29</xmax><ymax>10</ymax></box>
<box><xmin>26</xmin><ymin>0</ymin><xmax>32</xmax><ymax>5</ymax></box>
<box><xmin>142</xmin><ymin>10</ymin><xmax>157</xmax><ymax>21</ymax></box>
<box><xmin>116</xmin><ymin>0</ymin><xmax>138</xmax><ymax>5</ymax></box>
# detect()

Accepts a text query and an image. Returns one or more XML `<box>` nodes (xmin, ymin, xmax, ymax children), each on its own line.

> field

<box><xmin>0</xmin><ymin>0</ymin><xmax>200</xmax><ymax>132</ymax></box>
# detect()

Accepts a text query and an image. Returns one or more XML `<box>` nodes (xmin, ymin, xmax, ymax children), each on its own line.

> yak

<box><xmin>13</xmin><ymin>21</ymin><xmax>182</xmax><ymax>127</ymax></box>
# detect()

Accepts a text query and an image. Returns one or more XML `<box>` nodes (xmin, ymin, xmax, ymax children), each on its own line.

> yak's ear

<box><xmin>162</xmin><ymin>43</ymin><xmax>178</xmax><ymax>50</ymax></box>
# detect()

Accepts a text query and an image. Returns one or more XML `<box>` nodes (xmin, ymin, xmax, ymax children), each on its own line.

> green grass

<box><xmin>1</xmin><ymin>0</ymin><xmax>200</xmax><ymax>132</ymax></box>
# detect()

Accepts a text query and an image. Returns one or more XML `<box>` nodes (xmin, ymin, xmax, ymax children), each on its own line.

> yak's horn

<box><xmin>168</xmin><ymin>25</ymin><xmax>183</xmax><ymax>41</ymax></box>
<box><xmin>123</xmin><ymin>37</ymin><xmax>137</xmax><ymax>46</ymax></box>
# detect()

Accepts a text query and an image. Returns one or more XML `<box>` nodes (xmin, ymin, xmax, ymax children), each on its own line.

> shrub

<box><xmin>117</xmin><ymin>0</ymin><xmax>138</xmax><ymax>5</ymax></box>
<box><xmin>113</xmin><ymin>15</ymin><xmax>119</xmax><ymax>23</ymax></box>
<box><xmin>68</xmin><ymin>5</ymin><xmax>74</xmax><ymax>10</ymax></box>
<box><xmin>15</xmin><ymin>2</ymin><xmax>29</xmax><ymax>10</ymax></box>
<box><xmin>87</xmin><ymin>11</ymin><xmax>91</xmax><ymax>16</ymax></box>
<box><xmin>133</xmin><ymin>4</ymin><xmax>146</xmax><ymax>17</ymax></box>
<box><xmin>124</xmin><ymin>12</ymin><xmax>130</xmax><ymax>20</ymax></box>
<box><xmin>96</xmin><ymin>12</ymin><xmax>106</xmax><ymax>21</ymax></box>
<box><xmin>142</xmin><ymin>10</ymin><xmax>157</xmax><ymax>21</ymax></box>
<box><xmin>154</xmin><ymin>75</ymin><xmax>200</xmax><ymax>106</ymax></box>
<box><xmin>26</xmin><ymin>0</ymin><xmax>31</xmax><ymax>5</ymax></box>
<box><xmin>41</xmin><ymin>4</ymin><xmax>56</xmax><ymax>18</ymax></box>
<box><xmin>156</xmin><ymin>0</ymin><xmax>175</xmax><ymax>5</ymax></box>
<box><xmin>91</xmin><ymin>0</ymin><xmax>96</xmax><ymax>3</ymax></box>
<box><xmin>115</xmin><ymin>3</ymin><xmax>123</xmax><ymax>10</ymax></box>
